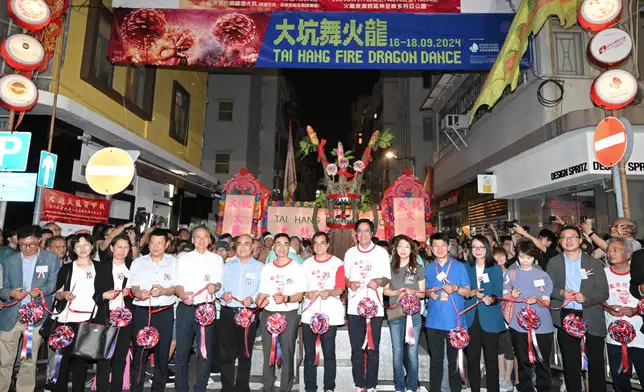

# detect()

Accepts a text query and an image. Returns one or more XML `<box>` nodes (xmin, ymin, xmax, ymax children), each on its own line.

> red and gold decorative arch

<box><xmin>216</xmin><ymin>168</ymin><xmax>269</xmax><ymax>237</ymax></box>
<box><xmin>382</xmin><ymin>168</ymin><xmax>433</xmax><ymax>242</ymax></box>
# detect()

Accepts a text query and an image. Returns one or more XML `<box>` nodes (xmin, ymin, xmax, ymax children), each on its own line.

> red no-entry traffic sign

<box><xmin>593</xmin><ymin>117</ymin><xmax>627</xmax><ymax>168</ymax></box>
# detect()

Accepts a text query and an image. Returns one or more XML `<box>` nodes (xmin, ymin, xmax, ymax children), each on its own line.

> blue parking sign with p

<box><xmin>0</xmin><ymin>132</ymin><xmax>32</xmax><ymax>172</ymax></box>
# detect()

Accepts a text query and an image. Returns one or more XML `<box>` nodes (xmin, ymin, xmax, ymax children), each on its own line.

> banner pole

<box><xmin>32</xmin><ymin>22</ymin><xmax>65</xmax><ymax>225</ymax></box>
<box><xmin>612</xmin><ymin>109</ymin><xmax>631</xmax><ymax>219</ymax></box>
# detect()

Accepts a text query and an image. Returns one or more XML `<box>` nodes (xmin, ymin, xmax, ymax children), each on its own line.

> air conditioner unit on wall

<box><xmin>440</xmin><ymin>114</ymin><xmax>469</xmax><ymax>130</ymax></box>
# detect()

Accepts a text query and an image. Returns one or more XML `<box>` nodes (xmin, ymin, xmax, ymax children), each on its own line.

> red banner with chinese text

<box><xmin>40</xmin><ymin>189</ymin><xmax>110</xmax><ymax>226</ymax></box>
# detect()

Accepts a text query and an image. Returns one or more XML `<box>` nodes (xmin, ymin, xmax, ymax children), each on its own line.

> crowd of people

<box><xmin>0</xmin><ymin>216</ymin><xmax>642</xmax><ymax>392</ymax></box>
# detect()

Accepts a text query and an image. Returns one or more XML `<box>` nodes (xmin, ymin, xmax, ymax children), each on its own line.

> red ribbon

<box><xmin>315</xmin><ymin>334</ymin><xmax>322</xmax><ymax>366</ymax></box>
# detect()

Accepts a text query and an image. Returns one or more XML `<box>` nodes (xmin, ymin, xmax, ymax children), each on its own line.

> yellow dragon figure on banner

<box><xmin>469</xmin><ymin>0</ymin><xmax>581</xmax><ymax>123</ymax></box>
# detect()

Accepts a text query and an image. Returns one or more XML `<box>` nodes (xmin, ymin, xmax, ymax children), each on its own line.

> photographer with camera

<box><xmin>97</xmin><ymin>222</ymin><xmax>139</xmax><ymax>261</ymax></box>
<box><xmin>512</xmin><ymin>224</ymin><xmax>559</xmax><ymax>272</ymax></box>
<box><xmin>581</xmin><ymin>218</ymin><xmax>641</xmax><ymax>253</ymax></box>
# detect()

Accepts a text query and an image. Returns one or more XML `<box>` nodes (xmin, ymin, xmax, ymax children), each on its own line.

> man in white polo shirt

<box><xmin>128</xmin><ymin>229</ymin><xmax>178</xmax><ymax>392</ymax></box>
<box><xmin>345</xmin><ymin>219</ymin><xmax>391</xmax><ymax>392</ymax></box>
<box><xmin>302</xmin><ymin>231</ymin><xmax>346</xmax><ymax>392</ymax></box>
<box><xmin>175</xmin><ymin>226</ymin><xmax>224</xmax><ymax>392</ymax></box>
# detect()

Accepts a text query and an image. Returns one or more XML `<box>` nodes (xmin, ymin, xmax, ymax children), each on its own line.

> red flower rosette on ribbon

<box><xmin>136</xmin><ymin>326</ymin><xmax>160</xmax><ymax>349</ymax></box>
<box><xmin>195</xmin><ymin>303</ymin><xmax>217</xmax><ymax>359</ymax></box>
<box><xmin>109</xmin><ymin>307</ymin><xmax>133</xmax><ymax>327</ymax></box>
<box><xmin>358</xmin><ymin>297</ymin><xmax>378</xmax><ymax>350</ymax></box>
<box><xmin>48</xmin><ymin>325</ymin><xmax>74</xmax><ymax>383</ymax></box>
<box><xmin>48</xmin><ymin>325</ymin><xmax>74</xmax><ymax>350</ymax></box>
<box><xmin>234</xmin><ymin>308</ymin><xmax>256</xmax><ymax>358</ymax></box>
<box><xmin>517</xmin><ymin>306</ymin><xmax>543</xmax><ymax>364</ymax></box>
<box><xmin>563</xmin><ymin>313</ymin><xmax>587</xmax><ymax>338</ymax></box>
<box><xmin>562</xmin><ymin>312</ymin><xmax>588</xmax><ymax>369</ymax></box>
<box><xmin>310</xmin><ymin>312</ymin><xmax>330</xmax><ymax>366</ymax></box>
<box><xmin>399</xmin><ymin>294</ymin><xmax>420</xmax><ymax>346</ymax></box>
<box><xmin>448</xmin><ymin>327</ymin><xmax>470</xmax><ymax>381</ymax></box>
<box><xmin>609</xmin><ymin>319</ymin><xmax>636</xmax><ymax>374</ymax></box>
<box><xmin>266</xmin><ymin>313</ymin><xmax>287</xmax><ymax>366</ymax></box>
<box><xmin>18</xmin><ymin>301</ymin><xmax>44</xmax><ymax>359</ymax></box>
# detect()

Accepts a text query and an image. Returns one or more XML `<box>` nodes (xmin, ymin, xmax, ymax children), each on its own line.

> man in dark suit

<box><xmin>0</xmin><ymin>225</ymin><xmax>60</xmax><ymax>392</ymax></box>
<box><xmin>546</xmin><ymin>225</ymin><xmax>609</xmax><ymax>392</ymax></box>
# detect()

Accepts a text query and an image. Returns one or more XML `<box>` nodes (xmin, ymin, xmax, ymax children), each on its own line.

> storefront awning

<box><xmin>30</xmin><ymin>90</ymin><xmax>221</xmax><ymax>197</ymax></box>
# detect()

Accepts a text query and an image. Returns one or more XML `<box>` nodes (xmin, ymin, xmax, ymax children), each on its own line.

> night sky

<box><xmin>286</xmin><ymin>69</ymin><xmax>380</xmax><ymax>145</ymax></box>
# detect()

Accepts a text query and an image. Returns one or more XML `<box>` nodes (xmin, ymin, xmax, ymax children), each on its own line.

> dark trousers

<box><xmin>260</xmin><ymin>309</ymin><xmax>299</xmax><ymax>392</ymax></box>
<box><xmin>347</xmin><ymin>314</ymin><xmax>383</xmax><ymax>389</ymax></box>
<box><xmin>606</xmin><ymin>343</ymin><xmax>644</xmax><ymax>392</ymax></box>
<box><xmin>130</xmin><ymin>305</ymin><xmax>174</xmax><ymax>392</ymax></box>
<box><xmin>53</xmin><ymin>329</ymin><xmax>91</xmax><ymax>392</ymax></box>
<box><xmin>302</xmin><ymin>323</ymin><xmax>338</xmax><ymax>392</ymax></box>
<box><xmin>557</xmin><ymin>325</ymin><xmax>606</xmax><ymax>392</ymax></box>
<box><xmin>175</xmin><ymin>303</ymin><xmax>216</xmax><ymax>392</ymax></box>
<box><xmin>218</xmin><ymin>306</ymin><xmax>259</xmax><ymax>392</ymax></box>
<box><xmin>465</xmin><ymin>312</ymin><xmax>499</xmax><ymax>392</ymax></box>
<box><xmin>510</xmin><ymin>329</ymin><xmax>553</xmax><ymax>392</ymax></box>
<box><xmin>210</xmin><ymin>308</ymin><xmax>221</xmax><ymax>374</ymax></box>
<box><xmin>96</xmin><ymin>323</ymin><xmax>133</xmax><ymax>392</ymax></box>
<box><xmin>426</xmin><ymin>328</ymin><xmax>461</xmax><ymax>392</ymax></box>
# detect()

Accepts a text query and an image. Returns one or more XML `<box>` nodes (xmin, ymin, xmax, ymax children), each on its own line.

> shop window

<box><xmin>169</xmin><ymin>81</ymin><xmax>191</xmax><ymax>145</ymax></box>
<box><xmin>215</xmin><ymin>153</ymin><xmax>230</xmax><ymax>174</ymax></box>
<box><xmin>218</xmin><ymin>101</ymin><xmax>234</xmax><ymax>121</ymax></box>
<box><xmin>81</xmin><ymin>0</ymin><xmax>156</xmax><ymax>120</ymax></box>
<box><xmin>125</xmin><ymin>66</ymin><xmax>156</xmax><ymax>118</ymax></box>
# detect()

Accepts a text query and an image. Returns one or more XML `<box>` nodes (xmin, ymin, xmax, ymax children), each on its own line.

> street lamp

<box><xmin>382</xmin><ymin>150</ymin><xmax>417</xmax><ymax>193</ymax></box>
<box><xmin>384</xmin><ymin>151</ymin><xmax>396</xmax><ymax>190</ymax></box>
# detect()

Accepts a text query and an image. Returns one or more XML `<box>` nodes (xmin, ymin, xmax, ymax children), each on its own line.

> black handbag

<box><xmin>70</xmin><ymin>305</ymin><xmax>118</xmax><ymax>360</ymax></box>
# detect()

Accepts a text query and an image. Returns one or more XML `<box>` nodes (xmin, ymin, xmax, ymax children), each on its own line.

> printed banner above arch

<box><xmin>107</xmin><ymin>9</ymin><xmax>531</xmax><ymax>70</ymax></box>
<box><xmin>112</xmin><ymin>0</ymin><xmax>521</xmax><ymax>14</ymax></box>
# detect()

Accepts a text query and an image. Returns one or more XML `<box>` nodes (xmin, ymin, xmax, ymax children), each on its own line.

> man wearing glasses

<box><xmin>546</xmin><ymin>225</ymin><xmax>609</xmax><ymax>392</ymax></box>
<box><xmin>0</xmin><ymin>225</ymin><xmax>61</xmax><ymax>392</ymax></box>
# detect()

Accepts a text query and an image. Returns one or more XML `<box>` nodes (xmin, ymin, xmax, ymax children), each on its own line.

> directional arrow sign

<box><xmin>37</xmin><ymin>151</ymin><xmax>57</xmax><ymax>188</ymax></box>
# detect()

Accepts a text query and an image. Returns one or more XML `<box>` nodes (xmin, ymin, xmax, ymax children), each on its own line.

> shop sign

<box><xmin>591</xmin><ymin>161</ymin><xmax>644</xmax><ymax>173</ymax></box>
<box><xmin>438</xmin><ymin>190</ymin><xmax>460</xmax><ymax>209</ymax></box>
<box><xmin>477</xmin><ymin>174</ymin><xmax>497</xmax><ymax>194</ymax></box>
<box><xmin>0</xmin><ymin>34</ymin><xmax>45</xmax><ymax>71</ymax></box>
<box><xmin>550</xmin><ymin>162</ymin><xmax>589</xmax><ymax>181</ymax></box>
<box><xmin>0</xmin><ymin>74</ymin><xmax>38</xmax><ymax>111</ymax></box>
<box><xmin>587</xmin><ymin>28</ymin><xmax>632</xmax><ymax>68</ymax></box>
<box><xmin>590</xmin><ymin>69</ymin><xmax>638</xmax><ymax>110</ymax></box>
<box><xmin>8</xmin><ymin>0</ymin><xmax>51</xmax><ymax>31</ymax></box>
<box><xmin>578</xmin><ymin>0</ymin><xmax>623</xmax><ymax>32</ymax></box>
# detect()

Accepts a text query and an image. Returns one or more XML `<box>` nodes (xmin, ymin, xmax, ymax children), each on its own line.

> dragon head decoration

<box><xmin>299</xmin><ymin>126</ymin><xmax>392</xmax><ymax>256</ymax></box>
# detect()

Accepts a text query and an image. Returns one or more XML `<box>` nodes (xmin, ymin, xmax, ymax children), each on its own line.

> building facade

<box><xmin>0</xmin><ymin>0</ymin><xmax>217</xmax><ymax>230</ymax></box>
<box><xmin>201</xmin><ymin>71</ymin><xmax>296</xmax><ymax>202</ymax></box>
<box><xmin>427</xmin><ymin>17</ymin><xmax>644</xmax><ymax>237</ymax></box>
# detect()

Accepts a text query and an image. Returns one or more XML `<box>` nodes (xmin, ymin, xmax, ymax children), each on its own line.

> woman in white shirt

<box><xmin>53</xmin><ymin>233</ymin><xmax>97</xmax><ymax>392</ymax></box>
<box><xmin>94</xmin><ymin>235</ymin><xmax>134</xmax><ymax>392</ymax></box>
<box><xmin>256</xmin><ymin>233</ymin><xmax>307</xmax><ymax>392</ymax></box>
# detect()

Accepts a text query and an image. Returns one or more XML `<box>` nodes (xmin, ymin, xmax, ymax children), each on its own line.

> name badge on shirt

<box><xmin>533</xmin><ymin>279</ymin><xmax>545</xmax><ymax>288</ymax></box>
<box><xmin>204</xmin><ymin>274</ymin><xmax>210</xmax><ymax>282</ymax></box>
<box><xmin>580</xmin><ymin>269</ymin><xmax>588</xmax><ymax>280</ymax></box>
<box><xmin>440</xmin><ymin>291</ymin><xmax>448</xmax><ymax>302</ymax></box>
<box><xmin>436</xmin><ymin>272</ymin><xmax>447</xmax><ymax>282</ymax></box>
<box><xmin>245</xmin><ymin>272</ymin><xmax>256</xmax><ymax>286</ymax></box>
<box><xmin>36</xmin><ymin>266</ymin><xmax>48</xmax><ymax>273</ymax></box>
<box><xmin>481</xmin><ymin>273</ymin><xmax>490</xmax><ymax>283</ymax></box>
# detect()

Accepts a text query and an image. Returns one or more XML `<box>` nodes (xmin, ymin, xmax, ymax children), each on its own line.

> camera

<box><xmin>503</xmin><ymin>220</ymin><xmax>518</xmax><ymax>229</ymax></box>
